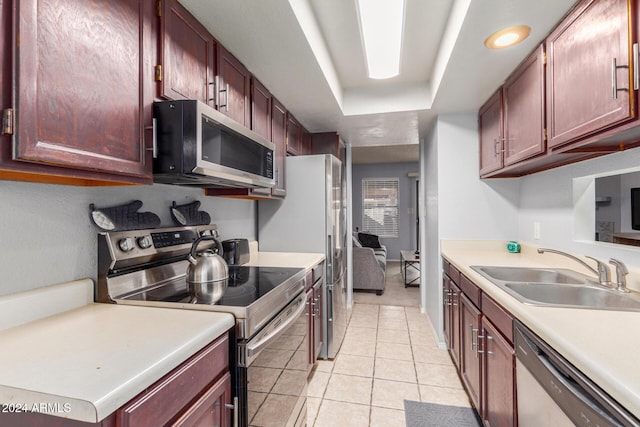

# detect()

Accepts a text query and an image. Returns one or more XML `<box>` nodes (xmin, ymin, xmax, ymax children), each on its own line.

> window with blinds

<box><xmin>362</xmin><ymin>178</ymin><xmax>399</xmax><ymax>237</ymax></box>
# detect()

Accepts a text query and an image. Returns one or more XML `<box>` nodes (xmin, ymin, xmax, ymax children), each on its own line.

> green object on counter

<box><xmin>507</xmin><ymin>241</ymin><xmax>521</xmax><ymax>253</ymax></box>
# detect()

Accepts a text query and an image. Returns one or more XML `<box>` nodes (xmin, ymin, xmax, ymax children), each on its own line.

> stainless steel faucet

<box><xmin>537</xmin><ymin>248</ymin><xmax>612</xmax><ymax>287</ymax></box>
<box><xmin>609</xmin><ymin>258</ymin><xmax>630</xmax><ymax>293</ymax></box>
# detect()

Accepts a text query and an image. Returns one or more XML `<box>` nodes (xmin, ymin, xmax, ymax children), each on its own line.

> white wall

<box><xmin>0</xmin><ymin>180</ymin><xmax>256</xmax><ymax>296</ymax></box>
<box><xmin>422</xmin><ymin>113</ymin><xmax>520</xmax><ymax>344</ymax></box>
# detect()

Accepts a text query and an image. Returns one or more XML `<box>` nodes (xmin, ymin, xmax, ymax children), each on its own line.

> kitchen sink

<box><xmin>473</xmin><ymin>266</ymin><xmax>586</xmax><ymax>284</ymax></box>
<box><xmin>470</xmin><ymin>265</ymin><xmax>640</xmax><ymax>312</ymax></box>
<box><xmin>504</xmin><ymin>282</ymin><xmax>640</xmax><ymax>311</ymax></box>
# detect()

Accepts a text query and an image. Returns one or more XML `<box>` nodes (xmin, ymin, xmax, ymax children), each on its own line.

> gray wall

<box><xmin>352</xmin><ymin>162</ymin><xmax>419</xmax><ymax>260</ymax></box>
<box><xmin>423</xmin><ymin>114</ymin><xmax>520</xmax><ymax>343</ymax></box>
<box><xmin>1</xmin><ymin>180</ymin><xmax>256</xmax><ymax>296</ymax></box>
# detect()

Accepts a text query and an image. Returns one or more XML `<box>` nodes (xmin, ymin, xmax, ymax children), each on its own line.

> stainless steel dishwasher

<box><xmin>514</xmin><ymin>321</ymin><xmax>640</xmax><ymax>427</ymax></box>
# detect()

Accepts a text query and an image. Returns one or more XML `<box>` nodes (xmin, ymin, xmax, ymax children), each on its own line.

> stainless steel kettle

<box><xmin>186</xmin><ymin>235</ymin><xmax>229</xmax><ymax>304</ymax></box>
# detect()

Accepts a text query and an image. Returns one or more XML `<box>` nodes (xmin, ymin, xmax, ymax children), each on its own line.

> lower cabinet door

<box><xmin>460</xmin><ymin>295</ymin><xmax>482</xmax><ymax>410</ymax></box>
<box><xmin>172</xmin><ymin>372</ymin><xmax>232</xmax><ymax>427</ymax></box>
<box><xmin>481</xmin><ymin>318</ymin><xmax>515</xmax><ymax>427</ymax></box>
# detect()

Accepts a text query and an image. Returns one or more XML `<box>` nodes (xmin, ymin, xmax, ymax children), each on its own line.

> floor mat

<box><xmin>404</xmin><ymin>400</ymin><xmax>481</xmax><ymax>427</ymax></box>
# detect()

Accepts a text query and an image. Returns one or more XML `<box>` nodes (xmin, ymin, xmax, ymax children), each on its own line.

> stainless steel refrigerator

<box><xmin>258</xmin><ymin>154</ymin><xmax>348</xmax><ymax>359</ymax></box>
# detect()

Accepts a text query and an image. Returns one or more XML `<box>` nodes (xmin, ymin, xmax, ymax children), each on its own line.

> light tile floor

<box><xmin>307</xmin><ymin>303</ymin><xmax>472</xmax><ymax>426</ymax></box>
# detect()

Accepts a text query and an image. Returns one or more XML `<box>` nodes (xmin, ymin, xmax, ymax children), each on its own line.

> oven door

<box><xmin>238</xmin><ymin>292</ymin><xmax>309</xmax><ymax>427</ymax></box>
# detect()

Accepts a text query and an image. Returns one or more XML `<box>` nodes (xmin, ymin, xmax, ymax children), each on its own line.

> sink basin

<box><xmin>470</xmin><ymin>265</ymin><xmax>640</xmax><ymax>312</ymax></box>
<box><xmin>472</xmin><ymin>266</ymin><xmax>586</xmax><ymax>284</ymax></box>
<box><xmin>504</xmin><ymin>282</ymin><xmax>640</xmax><ymax>311</ymax></box>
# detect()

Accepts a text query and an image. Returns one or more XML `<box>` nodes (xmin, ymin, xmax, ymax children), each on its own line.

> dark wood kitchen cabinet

<box><xmin>216</xmin><ymin>45</ymin><xmax>251</xmax><ymax>128</ymax></box>
<box><xmin>478</xmin><ymin>90</ymin><xmax>504</xmax><ymax>176</ymax></box>
<box><xmin>503</xmin><ymin>45</ymin><xmax>546</xmax><ymax>166</ymax></box>
<box><xmin>546</xmin><ymin>0</ymin><xmax>635</xmax><ymax>149</ymax></box>
<box><xmin>442</xmin><ymin>263</ymin><xmax>461</xmax><ymax>368</ymax></box>
<box><xmin>301</xmin><ymin>128</ymin><xmax>312</xmax><ymax>155</ymax></box>
<box><xmin>119</xmin><ymin>333</ymin><xmax>231</xmax><ymax>427</ymax></box>
<box><xmin>311</xmin><ymin>132</ymin><xmax>346</xmax><ymax>162</ymax></box>
<box><xmin>251</xmin><ymin>78</ymin><xmax>272</xmax><ymax>141</ymax></box>
<box><xmin>442</xmin><ymin>258</ymin><xmax>516</xmax><ymax>426</ymax></box>
<box><xmin>4</xmin><ymin>0</ymin><xmax>154</xmax><ymax>183</ymax></box>
<box><xmin>286</xmin><ymin>112</ymin><xmax>302</xmax><ymax>156</ymax></box>
<box><xmin>460</xmin><ymin>293</ymin><xmax>482</xmax><ymax>411</ymax></box>
<box><xmin>480</xmin><ymin>316</ymin><xmax>515</xmax><ymax>427</ymax></box>
<box><xmin>158</xmin><ymin>0</ymin><xmax>217</xmax><ymax>107</ymax></box>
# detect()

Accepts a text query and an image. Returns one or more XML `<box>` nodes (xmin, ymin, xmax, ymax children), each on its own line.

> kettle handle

<box><xmin>189</xmin><ymin>235</ymin><xmax>223</xmax><ymax>260</ymax></box>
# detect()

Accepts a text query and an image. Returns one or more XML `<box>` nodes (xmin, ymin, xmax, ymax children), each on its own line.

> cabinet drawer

<box><xmin>459</xmin><ymin>274</ymin><xmax>481</xmax><ymax>309</ymax></box>
<box><xmin>449</xmin><ymin>265</ymin><xmax>461</xmax><ymax>284</ymax></box>
<box><xmin>442</xmin><ymin>258</ymin><xmax>450</xmax><ymax>277</ymax></box>
<box><xmin>119</xmin><ymin>334</ymin><xmax>229</xmax><ymax>427</ymax></box>
<box><xmin>480</xmin><ymin>294</ymin><xmax>513</xmax><ymax>344</ymax></box>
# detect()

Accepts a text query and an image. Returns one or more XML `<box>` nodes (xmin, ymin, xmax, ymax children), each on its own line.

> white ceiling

<box><xmin>180</xmin><ymin>0</ymin><xmax>578</xmax><ymax>164</ymax></box>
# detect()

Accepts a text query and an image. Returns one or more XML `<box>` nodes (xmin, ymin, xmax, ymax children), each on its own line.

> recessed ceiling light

<box><xmin>356</xmin><ymin>0</ymin><xmax>406</xmax><ymax>79</ymax></box>
<box><xmin>484</xmin><ymin>25</ymin><xmax>531</xmax><ymax>49</ymax></box>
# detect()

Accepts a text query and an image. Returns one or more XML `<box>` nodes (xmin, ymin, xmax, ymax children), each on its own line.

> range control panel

<box><xmin>100</xmin><ymin>225</ymin><xmax>219</xmax><ymax>267</ymax></box>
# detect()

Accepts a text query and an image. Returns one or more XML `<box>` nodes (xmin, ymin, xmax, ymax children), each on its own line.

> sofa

<box><xmin>352</xmin><ymin>233</ymin><xmax>387</xmax><ymax>295</ymax></box>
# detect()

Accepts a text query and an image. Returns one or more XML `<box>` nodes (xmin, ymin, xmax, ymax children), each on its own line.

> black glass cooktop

<box><xmin>122</xmin><ymin>266</ymin><xmax>303</xmax><ymax>307</ymax></box>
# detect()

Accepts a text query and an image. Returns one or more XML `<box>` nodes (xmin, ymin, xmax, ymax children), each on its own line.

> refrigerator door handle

<box><xmin>327</xmin><ymin>235</ymin><xmax>333</xmax><ymax>268</ymax></box>
<box><xmin>327</xmin><ymin>283</ymin><xmax>334</xmax><ymax>322</ymax></box>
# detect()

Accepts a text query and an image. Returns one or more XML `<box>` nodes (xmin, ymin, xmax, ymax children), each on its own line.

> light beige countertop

<box><xmin>0</xmin><ymin>279</ymin><xmax>235</xmax><ymax>423</ymax></box>
<box><xmin>246</xmin><ymin>242</ymin><xmax>325</xmax><ymax>269</ymax></box>
<box><xmin>441</xmin><ymin>240</ymin><xmax>640</xmax><ymax>419</ymax></box>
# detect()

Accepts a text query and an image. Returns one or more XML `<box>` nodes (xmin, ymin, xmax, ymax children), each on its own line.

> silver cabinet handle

<box><xmin>612</xmin><ymin>57</ymin><xmax>630</xmax><ymax>100</ymax></box>
<box><xmin>218</xmin><ymin>82</ymin><xmax>230</xmax><ymax>112</ymax></box>
<box><xmin>494</xmin><ymin>139</ymin><xmax>501</xmax><ymax>156</ymax></box>
<box><xmin>478</xmin><ymin>334</ymin><xmax>494</xmax><ymax>356</ymax></box>
<box><xmin>613</xmin><ymin>58</ymin><xmax>618</xmax><ymax>100</ymax></box>
<box><xmin>634</xmin><ymin>43</ymin><xmax>639</xmax><ymax>91</ymax></box>
<box><xmin>225</xmin><ymin>397</ymin><xmax>238</xmax><ymax>427</ymax></box>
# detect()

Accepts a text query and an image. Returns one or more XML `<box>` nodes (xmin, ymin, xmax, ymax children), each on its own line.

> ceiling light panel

<box><xmin>356</xmin><ymin>0</ymin><xmax>406</xmax><ymax>79</ymax></box>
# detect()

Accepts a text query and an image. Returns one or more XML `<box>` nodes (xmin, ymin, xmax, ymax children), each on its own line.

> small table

<box><xmin>400</xmin><ymin>250</ymin><xmax>420</xmax><ymax>287</ymax></box>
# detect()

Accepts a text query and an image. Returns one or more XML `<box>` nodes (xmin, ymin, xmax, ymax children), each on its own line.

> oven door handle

<box><xmin>246</xmin><ymin>295</ymin><xmax>306</xmax><ymax>358</ymax></box>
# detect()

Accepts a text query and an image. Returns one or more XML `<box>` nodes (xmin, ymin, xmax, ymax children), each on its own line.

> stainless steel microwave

<box><xmin>152</xmin><ymin>100</ymin><xmax>275</xmax><ymax>188</ymax></box>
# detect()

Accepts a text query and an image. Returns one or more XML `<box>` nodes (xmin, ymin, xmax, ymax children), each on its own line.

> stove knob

<box><xmin>201</xmin><ymin>229</ymin><xmax>218</xmax><ymax>237</ymax></box>
<box><xmin>118</xmin><ymin>237</ymin><xmax>135</xmax><ymax>252</ymax></box>
<box><xmin>137</xmin><ymin>236</ymin><xmax>152</xmax><ymax>249</ymax></box>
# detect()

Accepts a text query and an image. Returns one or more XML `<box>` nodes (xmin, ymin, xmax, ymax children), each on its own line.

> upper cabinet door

<box><xmin>546</xmin><ymin>0</ymin><xmax>634</xmax><ymax>148</ymax></box>
<box><xmin>251</xmin><ymin>78</ymin><xmax>271</xmax><ymax>140</ymax></box>
<box><xmin>13</xmin><ymin>0</ymin><xmax>152</xmax><ymax>178</ymax></box>
<box><xmin>160</xmin><ymin>0</ymin><xmax>216</xmax><ymax>107</ymax></box>
<box><xmin>503</xmin><ymin>46</ymin><xmax>546</xmax><ymax>166</ymax></box>
<box><xmin>479</xmin><ymin>90</ymin><xmax>503</xmax><ymax>176</ymax></box>
<box><xmin>217</xmin><ymin>45</ymin><xmax>251</xmax><ymax>127</ymax></box>
<box><xmin>286</xmin><ymin>113</ymin><xmax>301</xmax><ymax>156</ymax></box>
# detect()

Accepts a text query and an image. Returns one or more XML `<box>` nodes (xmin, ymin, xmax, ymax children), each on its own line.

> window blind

<box><xmin>362</xmin><ymin>178</ymin><xmax>399</xmax><ymax>237</ymax></box>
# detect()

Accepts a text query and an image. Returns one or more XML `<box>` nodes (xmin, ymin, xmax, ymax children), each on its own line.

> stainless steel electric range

<box><xmin>97</xmin><ymin>224</ymin><xmax>309</xmax><ymax>427</ymax></box>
